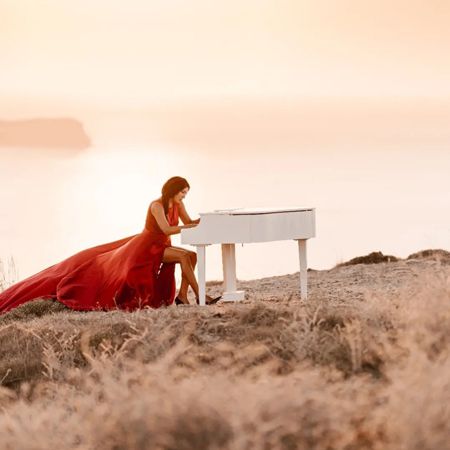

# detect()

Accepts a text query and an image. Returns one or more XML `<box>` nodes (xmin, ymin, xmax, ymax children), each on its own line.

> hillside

<box><xmin>0</xmin><ymin>249</ymin><xmax>449</xmax><ymax>449</ymax></box>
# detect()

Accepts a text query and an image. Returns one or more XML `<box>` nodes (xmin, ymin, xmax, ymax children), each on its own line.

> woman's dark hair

<box><xmin>161</xmin><ymin>176</ymin><xmax>190</xmax><ymax>214</ymax></box>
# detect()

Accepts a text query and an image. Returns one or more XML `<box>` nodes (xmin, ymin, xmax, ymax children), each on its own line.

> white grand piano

<box><xmin>180</xmin><ymin>207</ymin><xmax>316</xmax><ymax>306</ymax></box>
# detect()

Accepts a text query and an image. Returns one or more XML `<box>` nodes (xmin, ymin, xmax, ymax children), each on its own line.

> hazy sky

<box><xmin>2</xmin><ymin>0</ymin><xmax>450</xmax><ymax>109</ymax></box>
<box><xmin>1</xmin><ymin>1</ymin><xmax>449</xmax><ymax>281</ymax></box>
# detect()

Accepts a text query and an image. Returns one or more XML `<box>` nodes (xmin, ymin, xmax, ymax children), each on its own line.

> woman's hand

<box><xmin>192</xmin><ymin>218</ymin><xmax>200</xmax><ymax>224</ymax></box>
<box><xmin>183</xmin><ymin>223</ymin><xmax>198</xmax><ymax>229</ymax></box>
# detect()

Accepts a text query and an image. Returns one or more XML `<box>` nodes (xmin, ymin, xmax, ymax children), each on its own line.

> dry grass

<box><xmin>0</xmin><ymin>256</ymin><xmax>19</xmax><ymax>292</ymax></box>
<box><xmin>0</xmin><ymin>253</ymin><xmax>449</xmax><ymax>449</ymax></box>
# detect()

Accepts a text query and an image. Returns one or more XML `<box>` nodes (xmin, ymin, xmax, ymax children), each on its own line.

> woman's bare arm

<box><xmin>151</xmin><ymin>202</ymin><xmax>196</xmax><ymax>236</ymax></box>
<box><xmin>179</xmin><ymin>200</ymin><xmax>200</xmax><ymax>224</ymax></box>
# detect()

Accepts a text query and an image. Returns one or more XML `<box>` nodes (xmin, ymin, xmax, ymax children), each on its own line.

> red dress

<box><xmin>0</xmin><ymin>199</ymin><xmax>178</xmax><ymax>313</ymax></box>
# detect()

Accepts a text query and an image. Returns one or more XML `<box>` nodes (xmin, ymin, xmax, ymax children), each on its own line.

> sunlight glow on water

<box><xmin>1</xmin><ymin>144</ymin><xmax>449</xmax><ymax>283</ymax></box>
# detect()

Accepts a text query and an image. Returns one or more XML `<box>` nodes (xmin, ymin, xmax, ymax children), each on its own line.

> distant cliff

<box><xmin>0</xmin><ymin>118</ymin><xmax>91</xmax><ymax>150</ymax></box>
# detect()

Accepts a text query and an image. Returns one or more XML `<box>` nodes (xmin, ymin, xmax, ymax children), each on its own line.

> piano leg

<box><xmin>297</xmin><ymin>239</ymin><xmax>308</xmax><ymax>300</ymax></box>
<box><xmin>196</xmin><ymin>245</ymin><xmax>207</xmax><ymax>306</ymax></box>
<box><xmin>221</xmin><ymin>244</ymin><xmax>245</xmax><ymax>302</ymax></box>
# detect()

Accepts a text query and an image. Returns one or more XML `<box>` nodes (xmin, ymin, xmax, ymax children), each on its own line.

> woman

<box><xmin>0</xmin><ymin>176</ymin><xmax>221</xmax><ymax>314</ymax></box>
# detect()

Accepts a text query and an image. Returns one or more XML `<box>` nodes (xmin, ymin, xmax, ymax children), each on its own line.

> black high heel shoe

<box><xmin>196</xmin><ymin>295</ymin><xmax>222</xmax><ymax>305</ymax></box>
<box><xmin>175</xmin><ymin>296</ymin><xmax>188</xmax><ymax>305</ymax></box>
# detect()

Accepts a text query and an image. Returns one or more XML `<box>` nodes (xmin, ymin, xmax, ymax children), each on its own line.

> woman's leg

<box><xmin>162</xmin><ymin>247</ymin><xmax>199</xmax><ymax>301</ymax></box>
<box><xmin>179</xmin><ymin>253</ymin><xmax>196</xmax><ymax>299</ymax></box>
<box><xmin>169</xmin><ymin>246</ymin><xmax>197</xmax><ymax>300</ymax></box>
<box><xmin>162</xmin><ymin>247</ymin><xmax>219</xmax><ymax>305</ymax></box>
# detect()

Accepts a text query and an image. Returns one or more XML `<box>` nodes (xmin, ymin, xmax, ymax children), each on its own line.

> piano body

<box><xmin>180</xmin><ymin>207</ymin><xmax>316</xmax><ymax>306</ymax></box>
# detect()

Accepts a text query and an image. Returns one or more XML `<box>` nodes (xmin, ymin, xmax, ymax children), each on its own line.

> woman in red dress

<box><xmin>0</xmin><ymin>176</ymin><xmax>221</xmax><ymax>314</ymax></box>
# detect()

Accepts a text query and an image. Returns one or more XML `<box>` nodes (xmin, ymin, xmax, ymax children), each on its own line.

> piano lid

<box><xmin>202</xmin><ymin>206</ymin><xmax>314</xmax><ymax>215</ymax></box>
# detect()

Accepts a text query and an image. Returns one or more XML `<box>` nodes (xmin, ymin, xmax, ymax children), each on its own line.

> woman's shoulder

<box><xmin>150</xmin><ymin>198</ymin><xmax>163</xmax><ymax>207</ymax></box>
<box><xmin>148</xmin><ymin>199</ymin><xmax>162</xmax><ymax>215</ymax></box>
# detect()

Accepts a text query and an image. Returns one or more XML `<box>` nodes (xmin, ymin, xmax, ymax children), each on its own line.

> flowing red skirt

<box><xmin>0</xmin><ymin>229</ymin><xmax>176</xmax><ymax>314</ymax></box>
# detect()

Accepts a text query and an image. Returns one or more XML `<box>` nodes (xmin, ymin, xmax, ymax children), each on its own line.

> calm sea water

<box><xmin>1</xmin><ymin>109</ymin><xmax>449</xmax><ymax>285</ymax></box>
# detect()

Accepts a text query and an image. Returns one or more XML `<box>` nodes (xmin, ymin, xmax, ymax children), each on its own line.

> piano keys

<box><xmin>180</xmin><ymin>207</ymin><xmax>316</xmax><ymax>306</ymax></box>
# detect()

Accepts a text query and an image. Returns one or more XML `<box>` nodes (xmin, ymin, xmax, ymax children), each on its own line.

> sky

<box><xmin>1</xmin><ymin>0</ymin><xmax>450</xmax><ymax>110</ymax></box>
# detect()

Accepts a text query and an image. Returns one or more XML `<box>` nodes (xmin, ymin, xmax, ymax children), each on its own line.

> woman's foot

<box><xmin>195</xmin><ymin>294</ymin><xmax>222</xmax><ymax>305</ymax></box>
<box><xmin>174</xmin><ymin>294</ymin><xmax>190</xmax><ymax>305</ymax></box>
